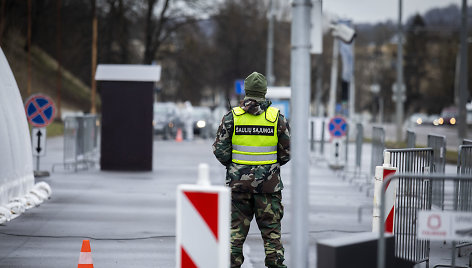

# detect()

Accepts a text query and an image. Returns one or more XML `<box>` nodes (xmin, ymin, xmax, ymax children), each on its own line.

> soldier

<box><xmin>213</xmin><ymin>72</ymin><xmax>290</xmax><ymax>268</ymax></box>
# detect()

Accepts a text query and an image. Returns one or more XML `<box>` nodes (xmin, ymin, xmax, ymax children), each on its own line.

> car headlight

<box><xmin>438</xmin><ymin>118</ymin><xmax>444</xmax><ymax>125</ymax></box>
<box><xmin>197</xmin><ymin>120</ymin><xmax>206</xmax><ymax>128</ymax></box>
<box><xmin>433</xmin><ymin>119</ymin><xmax>439</xmax><ymax>126</ymax></box>
<box><xmin>416</xmin><ymin>118</ymin><xmax>422</xmax><ymax>125</ymax></box>
<box><xmin>450</xmin><ymin>118</ymin><xmax>456</xmax><ymax>125</ymax></box>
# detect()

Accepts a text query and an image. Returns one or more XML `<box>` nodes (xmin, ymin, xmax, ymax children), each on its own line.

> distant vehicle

<box><xmin>428</xmin><ymin>114</ymin><xmax>441</xmax><ymax>126</ymax></box>
<box><xmin>439</xmin><ymin>106</ymin><xmax>458</xmax><ymax>125</ymax></box>
<box><xmin>409</xmin><ymin>113</ymin><xmax>428</xmax><ymax>126</ymax></box>
<box><xmin>211</xmin><ymin>106</ymin><xmax>228</xmax><ymax>137</ymax></box>
<box><xmin>153</xmin><ymin>102</ymin><xmax>183</xmax><ymax>139</ymax></box>
<box><xmin>192</xmin><ymin>106</ymin><xmax>212</xmax><ymax>138</ymax></box>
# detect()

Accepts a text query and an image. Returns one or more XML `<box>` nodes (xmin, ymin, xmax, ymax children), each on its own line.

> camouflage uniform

<box><xmin>213</xmin><ymin>99</ymin><xmax>290</xmax><ymax>268</ymax></box>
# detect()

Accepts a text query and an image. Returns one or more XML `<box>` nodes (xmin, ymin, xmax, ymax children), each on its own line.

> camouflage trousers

<box><xmin>230</xmin><ymin>191</ymin><xmax>286</xmax><ymax>268</ymax></box>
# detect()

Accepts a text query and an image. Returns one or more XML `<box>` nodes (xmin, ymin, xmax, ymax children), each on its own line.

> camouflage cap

<box><xmin>244</xmin><ymin>72</ymin><xmax>267</xmax><ymax>102</ymax></box>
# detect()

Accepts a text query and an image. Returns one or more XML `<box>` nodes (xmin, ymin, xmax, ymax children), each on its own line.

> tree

<box><xmin>404</xmin><ymin>14</ymin><xmax>428</xmax><ymax>113</ymax></box>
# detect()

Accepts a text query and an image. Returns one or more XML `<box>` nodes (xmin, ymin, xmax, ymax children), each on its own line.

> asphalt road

<box><xmin>0</xmin><ymin>136</ymin><xmax>468</xmax><ymax>267</ymax></box>
<box><xmin>0</xmin><ymin>136</ymin><xmax>376</xmax><ymax>267</ymax></box>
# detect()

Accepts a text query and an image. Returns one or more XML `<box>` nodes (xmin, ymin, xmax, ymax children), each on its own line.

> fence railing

<box><xmin>455</xmin><ymin>145</ymin><xmax>472</xmax><ymax>256</ymax></box>
<box><xmin>406</xmin><ymin>129</ymin><xmax>416</xmax><ymax>148</ymax></box>
<box><xmin>427</xmin><ymin>134</ymin><xmax>447</xmax><ymax>210</ymax></box>
<box><xmin>371</xmin><ymin>126</ymin><xmax>385</xmax><ymax>176</ymax></box>
<box><xmin>53</xmin><ymin>115</ymin><xmax>100</xmax><ymax>172</ymax></box>
<box><xmin>378</xmin><ymin>174</ymin><xmax>472</xmax><ymax>268</ymax></box>
<box><xmin>386</xmin><ymin>148</ymin><xmax>433</xmax><ymax>264</ymax></box>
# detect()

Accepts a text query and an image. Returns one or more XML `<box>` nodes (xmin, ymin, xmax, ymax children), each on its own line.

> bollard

<box><xmin>197</xmin><ymin>163</ymin><xmax>211</xmax><ymax>186</ymax></box>
<box><xmin>372</xmin><ymin>151</ymin><xmax>397</xmax><ymax>233</ymax></box>
<box><xmin>176</xmin><ymin>163</ymin><xmax>230</xmax><ymax>268</ymax></box>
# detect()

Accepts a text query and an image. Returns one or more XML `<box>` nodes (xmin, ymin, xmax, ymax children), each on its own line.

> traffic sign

<box><xmin>418</xmin><ymin>211</ymin><xmax>472</xmax><ymax>241</ymax></box>
<box><xmin>235</xmin><ymin>79</ymin><xmax>244</xmax><ymax>95</ymax></box>
<box><xmin>328</xmin><ymin>116</ymin><xmax>347</xmax><ymax>137</ymax></box>
<box><xmin>31</xmin><ymin>128</ymin><xmax>46</xmax><ymax>157</ymax></box>
<box><xmin>24</xmin><ymin>94</ymin><xmax>56</xmax><ymax>127</ymax></box>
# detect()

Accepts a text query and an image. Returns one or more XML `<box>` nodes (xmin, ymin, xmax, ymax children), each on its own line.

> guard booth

<box><xmin>95</xmin><ymin>64</ymin><xmax>161</xmax><ymax>171</ymax></box>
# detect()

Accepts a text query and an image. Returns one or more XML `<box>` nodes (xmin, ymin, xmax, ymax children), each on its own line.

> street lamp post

<box><xmin>458</xmin><ymin>0</ymin><xmax>468</xmax><ymax>140</ymax></box>
<box><xmin>290</xmin><ymin>0</ymin><xmax>311</xmax><ymax>266</ymax></box>
<box><xmin>395</xmin><ymin>0</ymin><xmax>404</xmax><ymax>143</ymax></box>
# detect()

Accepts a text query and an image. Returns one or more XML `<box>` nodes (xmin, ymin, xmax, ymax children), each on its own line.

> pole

<box><xmin>27</xmin><ymin>0</ymin><xmax>32</xmax><ymax>97</ymax></box>
<box><xmin>328</xmin><ymin>38</ymin><xmax>339</xmax><ymax>118</ymax></box>
<box><xmin>266</xmin><ymin>0</ymin><xmax>275</xmax><ymax>86</ymax></box>
<box><xmin>395</xmin><ymin>0</ymin><xmax>404</xmax><ymax>143</ymax></box>
<box><xmin>458</xmin><ymin>0</ymin><xmax>468</xmax><ymax>140</ymax></box>
<box><xmin>349</xmin><ymin>41</ymin><xmax>355</xmax><ymax>119</ymax></box>
<box><xmin>91</xmin><ymin>0</ymin><xmax>98</xmax><ymax>114</ymax></box>
<box><xmin>290</xmin><ymin>0</ymin><xmax>311</xmax><ymax>267</ymax></box>
<box><xmin>315</xmin><ymin>55</ymin><xmax>323</xmax><ymax>116</ymax></box>
<box><xmin>36</xmin><ymin>156</ymin><xmax>40</xmax><ymax>172</ymax></box>
<box><xmin>56</xmin><ymin>0</ymin><xmax>62</xmax><ymax>120</ymax></box>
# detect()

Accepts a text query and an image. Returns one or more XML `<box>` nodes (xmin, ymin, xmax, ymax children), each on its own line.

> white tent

<box><xmin>0</xmin><ymin>48</ymin><xmax>34</xmax><ymax>205</ymax></box>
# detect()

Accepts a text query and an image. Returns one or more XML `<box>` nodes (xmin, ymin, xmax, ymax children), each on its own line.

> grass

<box><xmin>28</xmin><ymin>121</ymin><xmax>64</xmax><ymax>138</ymax></box>
<box><xmin>3</xmin><ymin>30</ymin><xmax>98</xmax><ymax>112</ymax></box>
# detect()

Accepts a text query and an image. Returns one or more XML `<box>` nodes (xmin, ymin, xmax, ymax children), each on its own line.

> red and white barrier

<box><xmin>176</xmin><ymin>163</ymin><xmax>230</xmax><ymax>268</ymax></box>
<box><xmin>372</xmin><ymin>151</ymin><xmax>397</xmax><ymax>233</ymax></box>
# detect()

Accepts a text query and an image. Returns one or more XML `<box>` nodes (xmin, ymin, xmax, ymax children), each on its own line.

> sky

<box><xmin>323</xmin><ymin>0</ymin><xmax>465</xmax><ymax>24</ymax></box>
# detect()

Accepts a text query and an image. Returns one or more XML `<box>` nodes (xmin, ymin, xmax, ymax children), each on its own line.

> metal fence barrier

<box><xmin>406</xmin><ymin>129</ymin><xmax>416</xmax><ymax>148</ymax></box>
<box><xmin>53</xmin><ymin>115</ymin><xmax>100</xmax><ymax>172</ymax></box>
<box><xmin>378</xmin><ymin>174</ymin><xmax>472</xmax><ymax>268</ymax></box>
<box><xmin>309</xmin><ymin>118</ymin><xmax>326</xmax><ymax>159</ymax></box>
<box><xmin>387</xmin><ymin>148</ymin><xmax>433</xmax><ymax>265</ymax></box>
<box><xmin>356</xmin><ymin>123</ymin><xmax>363</xmax><ymax>169</ymax></box>
<box><xmin>427</xmin><ymin>134</ymin><xmax>446</xmax><ymax>210</ymax></box>
<box><xmin>463</xmin><ymin>139</ymin><xmax>472</xmax><ymax>145</ymax></box>
<box><xmin>456</xmin><ymin>145</ymin><xmax>472</xmax><ymax>256</ymax></box>
<box><xmin>371</xmin><ymin>126</ymin><xmax>386</xmax><ymax>176</ymax></box>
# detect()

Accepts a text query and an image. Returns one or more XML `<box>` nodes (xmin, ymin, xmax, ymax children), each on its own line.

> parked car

<box><xmin>429</xmin><ymin>114</ymin><xmax>441</xmax><ymax>126</ymax></box>
<box><xmin>192</xmin><ymin>106</ymin><xmax>213</xmax><ymax>138</ymax></box>
<box><xmin>409</xmin><ymin>113</ymin><xmax>428</xmax><ymax>126</ymax></box>
<box><xmin>153</xmin><ymin>102</ymin><xmax>183</xmax><ymax>139</ymax></box>
<box><xmin>439</xmin><ymin>106</ymin><xmax>458</xmax><ymax>125</ymax></box>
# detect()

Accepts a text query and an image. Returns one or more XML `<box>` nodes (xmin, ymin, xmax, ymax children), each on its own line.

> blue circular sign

<box><xmin>24</xmin><ymin>94</ymin><xmax>56</xmax><ymax>127</ymax></box>
<box><xmin>328</xmin><ymin>116</ymin><xmax>347</xmax><ymax>137</ymax></box>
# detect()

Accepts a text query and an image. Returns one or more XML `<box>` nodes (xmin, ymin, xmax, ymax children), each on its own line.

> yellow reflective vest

<box><xmin>231</xmin><ymin>106</ymin><xmax>279</xmax><ymax>165</ymax></box>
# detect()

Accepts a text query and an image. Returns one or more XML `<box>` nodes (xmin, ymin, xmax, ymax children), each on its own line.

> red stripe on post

<box><xmin>383</xmin><ymin>169</ymin><xmax>396</xmax><ymax>189</ymax></box>
<box><xmin>181</xmin><ymin>247</ymin><xmax>198</xmax><ymax>268</ymax></box>
<box><xmin>385</xmin><ymin>208</ymin><xmax>394</xmax><ymax>233</ymax></box>
<box><xmin>184</xmin><ymin>192</ymin><xmax>219</xmax><ymax>240</ymax></box>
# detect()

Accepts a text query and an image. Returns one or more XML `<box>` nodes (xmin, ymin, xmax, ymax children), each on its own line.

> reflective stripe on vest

<box><xmin>231</xmin><ymin>106</ymin><xmax>279</xmax><ymax>165</ymax></box>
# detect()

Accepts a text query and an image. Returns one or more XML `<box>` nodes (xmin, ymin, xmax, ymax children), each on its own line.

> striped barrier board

<box><xmin>176</xmin><ymin>184</ymin><xmax>230</xmax><ymax>268</ymax></box>
<box><xmin>373</xmin><ymin>152</ymin><xmax>397</xmax><ymax>233</ymax></box>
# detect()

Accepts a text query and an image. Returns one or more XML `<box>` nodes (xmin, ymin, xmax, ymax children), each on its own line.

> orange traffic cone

<box><xmin>176</xmin><ymin>128</ymin><xmax>183</xmax><ymax>142</ymax></box>
<box><xmin>78</xmin><ymin>240</ymin><xmax>93</xmax><ymax>268</ymax></box>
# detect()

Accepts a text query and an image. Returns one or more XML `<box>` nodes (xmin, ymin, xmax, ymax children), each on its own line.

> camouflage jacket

<box><xmin>212</xmin><ymin>99</ymin><xmax>291</xmax><ymax>193</ymax></box>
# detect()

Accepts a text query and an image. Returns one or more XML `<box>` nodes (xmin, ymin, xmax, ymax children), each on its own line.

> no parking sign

<box><xmin>328</xmin><ymin>116</ymin><xmax>347</xmax><ymax>138</ymax></box>
<box><xmin>24</xmin><ymin>94</ymin><xmax>56</xmax><ymax>127</ymax></box>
